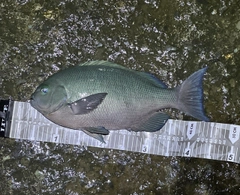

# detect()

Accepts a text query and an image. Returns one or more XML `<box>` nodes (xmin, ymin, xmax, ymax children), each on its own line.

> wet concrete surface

<box><xmin>0</xmin><ymin>0</ymin><xmax>240</xmax><ymax>194</ymax></box>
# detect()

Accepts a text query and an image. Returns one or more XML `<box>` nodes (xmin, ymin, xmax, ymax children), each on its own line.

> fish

<box><xmin>30</xmin><ymin>60</ymin><xmax>209</xmax><ymax>142</ymax></box>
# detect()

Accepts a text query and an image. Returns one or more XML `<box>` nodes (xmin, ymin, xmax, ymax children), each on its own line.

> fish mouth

<box><xmin>29</xmin><ymin>96</ymin><xmax>37</xmax><ymax>108</ymax></box>
<box><xmin>29</xmin><ymin>94</ymin><xmax>35</xmax><ymax>104</ymax></box>
<box><xmin>29</xmin><ymin>97</ymin><xmax>48</xmax><ymax>114</ymax></box>
<box><xmin>29</xmin><ymin>95</ymin><xmax>43</xmax><ymax>110</ymax></box>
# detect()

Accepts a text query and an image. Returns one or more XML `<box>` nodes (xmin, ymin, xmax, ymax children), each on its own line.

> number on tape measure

<box><xmin>227</xmin><ymin>153</ymin><xmax>235</xmax><ymax>161</ymax></box>
<box><xmin>142</xmin><ymin>145</ymin><xmax>148</xmax><ymax>153</ymax></box>
<box><xmin>184</xmin><ymin>148</ymin><xmax>191</xmax><ymax>157</ymax></box>
<box><xmin>187</xmin><ymin>122</ymin><xmax>196</xmax><ymax>139</ymax></box>
<box><xmin>52</xmin><ymin>134</ymin><xmax>59</xmax><ymax>142</ymax></box>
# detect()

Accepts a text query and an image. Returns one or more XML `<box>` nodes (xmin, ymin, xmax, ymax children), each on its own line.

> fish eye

<box><xmin>40</xmin><ymin>87</ymin><xmax>49</xmax><ymax>94</ymax></box>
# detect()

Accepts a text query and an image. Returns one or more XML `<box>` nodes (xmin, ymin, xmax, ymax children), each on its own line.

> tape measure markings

<box><xmin>228</xmin><ymin>147</ymin><xmax>235</xmax><ymax>162</ymax></box>
<box><xmin>187</xmin><ymin>121</ymin><xmax>196</xmax><ymax>140</ymax></box>
<box><xmin>6</xmin><ymin>101</ymin><xmax>240</xmax><ymax>164</ymax></box>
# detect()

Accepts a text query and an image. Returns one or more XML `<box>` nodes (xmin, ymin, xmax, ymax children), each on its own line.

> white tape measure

<box><xmin>3</xmin><ymin>101</ymin><xmax>240</xmax><ymax>164</ymax></box>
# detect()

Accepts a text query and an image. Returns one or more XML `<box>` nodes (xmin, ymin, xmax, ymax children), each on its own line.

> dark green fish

<box><xmin>30</xmin><ymin>61</ymin><xmax>209</xmax><ymax>142</ymax></box>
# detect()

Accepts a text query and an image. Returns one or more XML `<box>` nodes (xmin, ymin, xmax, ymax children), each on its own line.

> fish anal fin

<box><xmin>131</xmin><ymin>112</ymin><xmax>169</xmax><ymax>132</ymax></box>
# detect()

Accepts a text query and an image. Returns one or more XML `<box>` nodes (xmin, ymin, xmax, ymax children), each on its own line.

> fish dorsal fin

<box><xmin>79</xmin><ymin>60</ymin><xmax>127</xmax><ymax>69</ymax></box>
<box><xmin>80</xmin><ymin>61</ymin><xmax>167</xmax><ymax>88</ymax></box>
<box><xmin>137</xmin><ymin>72</ymin><xmax>168</xmax><ymax>88</ymax></box>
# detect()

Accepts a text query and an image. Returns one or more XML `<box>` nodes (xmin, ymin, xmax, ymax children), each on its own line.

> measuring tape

<box><xmin>1</xmin><ymin>100</ymin><xmax>240</xmax><ymax>164</ymax></box>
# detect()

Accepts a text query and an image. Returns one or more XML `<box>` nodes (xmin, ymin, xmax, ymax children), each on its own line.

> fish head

<box><xmin>30</xmin><ymin>82</ymin><xmax>67</xmax><ymax>115</ymax></box>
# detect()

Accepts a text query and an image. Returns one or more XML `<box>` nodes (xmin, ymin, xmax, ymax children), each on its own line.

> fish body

<box><xmin>30</xmin><ymin>61</ymin><xmax>209</xmax><ymax>142</ymax></box>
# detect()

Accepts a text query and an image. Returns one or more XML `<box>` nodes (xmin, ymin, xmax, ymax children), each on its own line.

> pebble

<box><xmin>236</xmin><ymin>21</ymin><xmax>240</xmax><ymax>30</ymax></box>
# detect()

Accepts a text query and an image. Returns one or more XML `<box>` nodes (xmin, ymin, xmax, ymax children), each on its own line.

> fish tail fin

<box><xmin>176</xmin><ymin>67</ymin><xmax>209</xmax><ymax>122</ymax></box>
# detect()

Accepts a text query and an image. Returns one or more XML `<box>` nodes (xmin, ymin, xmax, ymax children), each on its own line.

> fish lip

<box><xmin>29</xmin><ymin>95</ymin><xmax>36</xmax><ymax>107</ymax></box>
<box><xmin>29</xmin><ymin>96</ymin><xmax>34</xmax><ymax>102</ymax></box>
<box><xmin>30</xmin><ymin>94</ymin><xmax>34</xmax><ymax>100</ymax></box>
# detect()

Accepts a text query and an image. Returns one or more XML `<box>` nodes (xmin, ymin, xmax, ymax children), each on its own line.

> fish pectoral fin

<box><xmin>69</xmin><ymin>93</ymin><xmax>108</xmax><ymax>115</ymax></box>
<box><xmin>131</xmin><ymin>112</ymin><xmax>169</xmax><ymax>132</ymax></box>
<box><xmin>82</xmin><ymin>128</ymin><xmax>108</xmax><ymax>143</ymax></box>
